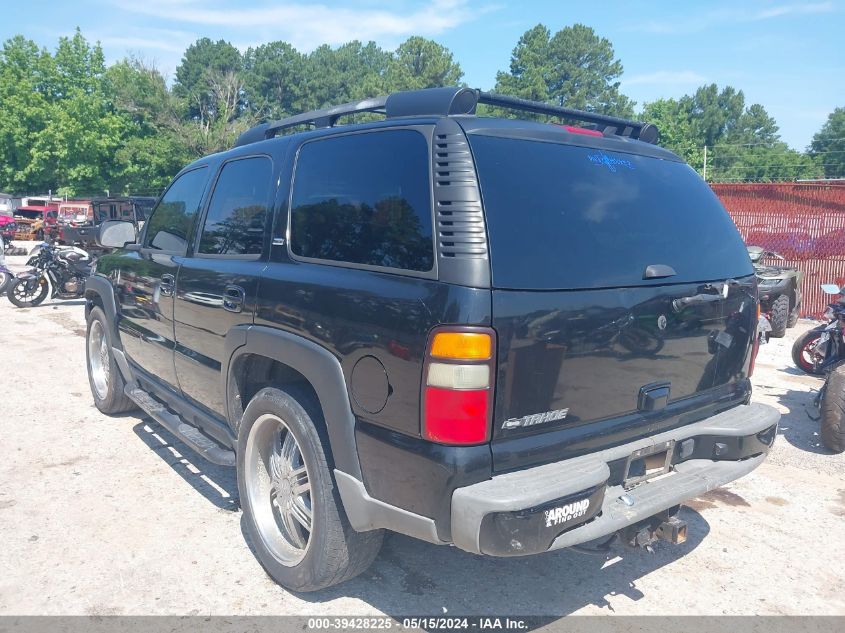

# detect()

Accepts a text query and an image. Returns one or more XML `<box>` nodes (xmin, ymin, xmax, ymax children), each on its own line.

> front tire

<box><xmin>791</xmin><ymin>328</ymin><xmax>825</xmax><ymax>375</ymax></box>
<box><xmin>237</xmin><ymin>386</ymin><xmax>383</xmax><ymax>592</ymax></box>
<box><xmin>86</xmin><ymin>306</ymin><xmax>136</xmax><ymax>414</ymax></box>
<box><xmin>7</xmin><ymin>276</ymin><xmax>48</xmax><ymax>307</ymax></box>
<box><xmin>820</xmin><ymin>364</ymin><xmax>845</xmax><ymax>453</ymax></box>
<box><xmin>769</xmin><ymin>295</ymin><xmax>789</xmax><ymax>338</ymax></box>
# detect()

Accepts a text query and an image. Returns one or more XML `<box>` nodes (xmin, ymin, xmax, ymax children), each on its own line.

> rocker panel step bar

<box><xmin>126</xmin><ymin>387</ymin><xmax>236</xmax><ymax>467</ymax></box>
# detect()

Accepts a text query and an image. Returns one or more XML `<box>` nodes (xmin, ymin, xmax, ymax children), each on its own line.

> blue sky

<box><xmin>3</xmin><ymin>0</ymin><xmax>843</xmax><ymax>149</ymax></box>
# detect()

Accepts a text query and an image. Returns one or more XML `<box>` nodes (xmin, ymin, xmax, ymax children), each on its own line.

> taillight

<box><xmin>749</xmin><ymin>303</ymin><xmax>761</xmax><ymax>377</ymax></box>
<box><xmin>422</xmin><ymin>327</ymin><xmax>496</xmax><ymax>445</ymax></box>
<box><xmin>556</xmin><ymin>124</ymin><xmax>604</xmax><ymax>137</ymax></box>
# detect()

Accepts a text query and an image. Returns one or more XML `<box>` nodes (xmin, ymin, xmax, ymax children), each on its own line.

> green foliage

<box><xmin>641</xmin><ymin>83</ymin><xmax>829</xmax><ymax>182</ymax></box>
<box><xmin>243</xmin><ymin>42</ymin><xmax>307</xmax><ymax>119</ymax></box>
<box><xmin>810</xmin><ymin>107</ymin><xmax>845</xmax><ymax>179</ymax></box>
<box><xmin>492</xmin><ymin>24</ymin><xmax>634</xmax><ymax>118</ymax></box>
<box><xmin>385</xmin><ymin>37</ymin><xmax>463</xmax><ymax>91</ymax></box>
<box><xmin>640</xmin><ymin>98</ymin><xmax>703</xmax><ymax>170</ymax></box>
<box><xmin>0</xmin><ymin>27</ymin><xmax>837</xmax><ymax>197</ymax></box>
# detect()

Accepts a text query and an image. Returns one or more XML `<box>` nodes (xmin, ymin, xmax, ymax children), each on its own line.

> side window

<box><xmin>290</xmin><ymin>129</ymin><xmax>434</xmax><ymax>272</ymax></box>
<box><xmin>198</xmin><ymin>157</ymin><xmax>272</xmax><ymax>256</ymax></box>
<box><xmin>143</xmin><ymin>167</ymin><xmax>208</xmax><ymax>254</ymax></box>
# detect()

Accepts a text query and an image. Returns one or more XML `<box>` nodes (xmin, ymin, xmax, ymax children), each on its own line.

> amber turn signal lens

<box><xmin>430</xmin><ymin>332</ymin><xmax>492</xmax><ymax>360</ymax></box>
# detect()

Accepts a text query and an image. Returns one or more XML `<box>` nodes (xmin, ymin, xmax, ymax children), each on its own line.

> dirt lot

<box><xmin>0</xmin><ymin>252</ymin><xmax>843</xmax><ymax>616</ymax></box>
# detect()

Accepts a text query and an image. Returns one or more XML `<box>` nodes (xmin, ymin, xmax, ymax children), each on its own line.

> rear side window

<box><xmin>469</xmin><ymin>136</ymin><xmax>753</xmax><ymax>289</ymax></box>
<box><xmin>144</xmin><ymin>167</ymin><xmax>208</xmax><ymax>254</ymax></box>
<box><xmin>199</xmin><ymin>157</ymin><xmax>272</xmax><ymax>256</ymax></box>
<box><xmin>290</xmin><ymin>130</ymin><xmax>434</xmax><ymax>272</ymax></box>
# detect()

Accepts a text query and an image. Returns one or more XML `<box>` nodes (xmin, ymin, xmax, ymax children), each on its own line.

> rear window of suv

<box><xmin>468</xmin><ymin>135</ymin><xmax>753</xmax><ymax>290</ymax></box>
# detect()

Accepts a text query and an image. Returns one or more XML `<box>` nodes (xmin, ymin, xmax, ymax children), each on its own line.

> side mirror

<box><xmin>97</xmin><ymin>220</ymin><xmax>137</xmax><ymax>249</ymax></box>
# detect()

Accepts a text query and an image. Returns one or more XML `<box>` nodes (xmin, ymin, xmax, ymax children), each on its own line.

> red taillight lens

<box><xmin>423</xmin><ymin>388</ymin><xmax>489</xmax><ymax>444</ymax></box>
<box><xmin>422</xmin><ymin>327</ymin><xmax>495</xmax><ymax>446</ymax></box>
<box><xmin>557</xmin><ymin>124</ymin><xmax>604</xmax><ymax>137</ymax></box>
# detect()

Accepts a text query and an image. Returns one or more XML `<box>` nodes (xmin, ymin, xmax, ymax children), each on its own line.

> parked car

<box><xmin>58</xmin><ymin>200</ymin><xmax>93</xmax><ymax>225</ymax></box>
<box><xmin>60</xmin><ymin>196</ymin><xmax>154</xmax><ymax>252</ymax></box>
<box><xmin>13</xmin><ymin>205</ymin><xmax>59</xmax><ymax>241</ymax></box>
<box><xmin>0</xmin><ymin>212</ymin><xmax>16</xmax><ymax>244</ymax></box>
<box><xmin>85</xmin><ymin>87</ymin><xmax>779</xmax><ymax>592</ymax></box>
<box><xmin>747</xmin><ymin>246</ymin><xmax>802</xmax><ymax>337</ymax></box>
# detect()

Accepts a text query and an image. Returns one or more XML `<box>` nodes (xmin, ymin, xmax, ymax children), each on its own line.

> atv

<box><xmin>748</xmin><ymin>246</ymin><xmax>802</xmax><ymax>338</ymax></box>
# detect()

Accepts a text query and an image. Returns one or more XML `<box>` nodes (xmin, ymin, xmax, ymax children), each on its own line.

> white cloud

<box><xmin>622</xmin><ymin>70</ymin><xmax>707</xmax><ymax>87</ymax></box>
<box><xmin>112</xmin><ymin>0</ymin><xmax>482</xmax><ymax>51</ymax></box>
<box><xmin>626</xmin><ymin>1</ymin><xmax>836</xmax><ymax>35</ymax></box>
<box><xmin>753</xmin><ymin>2</ymin><xmax>835</xmax><ymax>20</ymax></box>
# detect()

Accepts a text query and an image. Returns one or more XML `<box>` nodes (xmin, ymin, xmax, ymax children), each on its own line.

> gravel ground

<box><xmin>0</xmin><ymin>250</ymin><xmax>843</xmax><ymax>616</ymax></box>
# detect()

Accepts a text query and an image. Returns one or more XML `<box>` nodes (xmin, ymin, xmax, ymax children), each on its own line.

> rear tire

<box><xmin>86</xmin><ymin>306</ymin><xmax>136</xmax><ymax>414</ymax></box>
<box><xmin>237</xmin><ymin>386</ymin><xmax>383</xmax><ymax>592</ymax></box>
<box><xmin>820</xmin><ymin>363</ymin><xmax>845</xmax><ymax>454</ymax></box>
<box><xmin>769</xmin><ymin>295</ymin><xmax>789</xmax><ymax>338</ymax></box>
<box><xmin>791</xmin><ymin>328</ymin><xmax>825</xmax><ymax>376</ymax></box>
<box><xmin>7</xmin><ymin>276</ymin><xmax>48</xmax><ymax>307</ymax></box>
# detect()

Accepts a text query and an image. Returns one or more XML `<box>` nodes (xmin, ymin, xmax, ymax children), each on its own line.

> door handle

<box><xmin>223</xmin><ymin>285</ymin><xmax>245</xmax><ymax>313</ymax></box>
<box><xmin>160</xmin><ymin>273</ymin><xmax>175</xmax><ymax>297</ymax></box>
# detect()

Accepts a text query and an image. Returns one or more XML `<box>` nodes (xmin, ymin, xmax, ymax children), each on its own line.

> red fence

<box><xmin>711</xmin><ymin>182</ymin><xmax>845</xmax><ymax>319</ymax></box>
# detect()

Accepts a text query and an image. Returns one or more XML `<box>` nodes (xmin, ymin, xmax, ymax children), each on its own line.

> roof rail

<box><xmin>476</xmin><ymin>92</ymin><xmax>658</xmax><ymax>144</ymax></box>
<box><xmin>233</xmin><ymin>86</ymin><xmax>658</xmax><ymax>148</ymax></box>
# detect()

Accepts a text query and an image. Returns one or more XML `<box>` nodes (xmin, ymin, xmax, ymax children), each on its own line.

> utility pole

<box><xmin>702</xmin><ymin>146</ymin><xmax>708</xmax><ymax>181</ymax></box>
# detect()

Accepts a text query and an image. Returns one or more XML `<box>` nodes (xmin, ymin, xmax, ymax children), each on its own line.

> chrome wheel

<box><xmin>245</xmin><ymin>413</ymin><xmax>313</xmax><ymax>566</ymax></box>
<box><xmin>88</xmin><ymin>319</ymin><xmax>110</xmax><ymax>400</ymax></box>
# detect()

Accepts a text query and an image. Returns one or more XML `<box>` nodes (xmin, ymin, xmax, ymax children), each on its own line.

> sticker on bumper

<box><xmin>544</xmin><ymin>498</ymin><xmax>591</xmax><ymax>527</ymax></box>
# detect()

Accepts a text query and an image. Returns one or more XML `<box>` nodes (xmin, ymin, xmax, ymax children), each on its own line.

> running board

<box><xmin>125</xmin><ymin>387</ymin><xmax>236</xmax><ymax>467</ymax></box>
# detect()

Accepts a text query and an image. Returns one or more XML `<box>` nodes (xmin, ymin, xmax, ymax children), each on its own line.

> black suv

<box><xmin>85</xmin><ymin>87</ymin><xmax>779</xmax><ymax>592</ymax></box>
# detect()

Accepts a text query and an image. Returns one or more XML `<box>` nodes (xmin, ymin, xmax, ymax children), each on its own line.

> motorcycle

<box><xmin>6</xmin><ymin>242</ymin><xmax>93</xmax><ymax>308</ymax></box>
<box><xmin>791</xmin><ymin>285</ymin><xmax>845</xmax><ymax>375</ymax></box>
<box><xmin>791</xmin><ymin>283</ymin><xmax>845</xmax><ymax>453</ymax></box>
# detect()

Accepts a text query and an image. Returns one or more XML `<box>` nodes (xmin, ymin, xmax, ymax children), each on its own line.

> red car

<box><xmin>13</xmin><ymin>204</ymin><xmax>59</xmax><ymax>240</ymax></box>
<box><xmin>0</xmin><ymin>214</ymin><xmax>16</xmax><ymax>242</ymax></box>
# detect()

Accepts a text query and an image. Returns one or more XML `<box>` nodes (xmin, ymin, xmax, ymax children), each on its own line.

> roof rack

<box><xmin>476</xmin><ymin>92</ymin><xmax>658</xmax><ymax>144</ymax></box>
<box><xmin>233</xmin><ymin>86</ymin><xmax>658</xmax><ymax>147</ymax></box>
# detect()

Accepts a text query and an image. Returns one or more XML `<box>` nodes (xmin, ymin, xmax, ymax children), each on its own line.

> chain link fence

<box><xmin>712</xmin><ymin>181</ymin><xmax>845</xmax><ymax>318</ymax></box>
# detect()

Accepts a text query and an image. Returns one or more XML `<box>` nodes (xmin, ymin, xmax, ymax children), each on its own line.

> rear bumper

<box><xmin>450</xmin><ymin>402</ymin><xmax>779</xmax><ymax>556</ymax></box>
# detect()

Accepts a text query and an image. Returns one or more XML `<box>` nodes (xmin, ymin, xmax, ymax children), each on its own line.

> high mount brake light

<box><xmin>422</xmin><ymin>328</ymin><xmax>495</xmax><ymax>445</ymax></box>
<box><xmin>556</xmin><ymin>124</ymin><xmax>604</xmax><ymax>137</ymax></box>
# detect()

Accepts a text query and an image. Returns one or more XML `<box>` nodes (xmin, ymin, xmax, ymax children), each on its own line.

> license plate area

<box><xmin>624</xmin><ymin>440</ymin><xmax>674</xmax><ymax>488</ymax></box>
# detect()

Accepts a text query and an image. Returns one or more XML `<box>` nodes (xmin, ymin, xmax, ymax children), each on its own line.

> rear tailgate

<box><xmin>466</xmin><ymin>132</ymin><xmax>757</xmax><ymax>472</ymax></box>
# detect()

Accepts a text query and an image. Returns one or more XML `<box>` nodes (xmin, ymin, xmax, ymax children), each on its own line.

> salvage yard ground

<box><xmin>0</xmin><ymin>250</ymin><xmax>843</xmax><ymax>616</ymax></box>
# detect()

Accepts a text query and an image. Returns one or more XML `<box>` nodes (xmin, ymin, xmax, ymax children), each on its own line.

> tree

<box><xmin>641</xmin><ymin>98</ymin><xmax>703</xmax><ymax>170</ymax></box>
<box><xmin>385</xmin><ymin>37</ymin><xmax>463</xmax><ymax>91</ymax></box>
<box><xmin>0</xmin><ymin>36</ymin><xmax>54</xmax><ymax>191</ymax></box>
<box><xmin>679</xmin><ymin>84</ymin><xmax>745</xmax><ymax>147</ymax></box>
<box><xmin>304</xmin><ymin>41</ymin><xmax>391</xmax><ymax>109</ymax></box>
<box><xmin>810</xmin><ymin>107</ymin><xmax>845</xmax><ymax>179</ymax></box>
<box><xmin>493</xmin><ymin>24</ymin><xmax>634</xmax><ymax>118</ymax></box>
<box><xmin>174</xmin><ymin>38</ymin><xmax>243</xmax><ymax>122</ymax></box>
<box><xmin>105</xmin><ymin>59</ymin><xmax>191</xmax><ymax>193</ymax></box>
<box><xmin>0</xmin><ymin>30</ymin><xmax>129</xmax><ymax>195</ymax></box>
<box><xmin>243</xmin><ymin>42</ymin><xmax>307</xmax><ymax>119</ymax></box>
